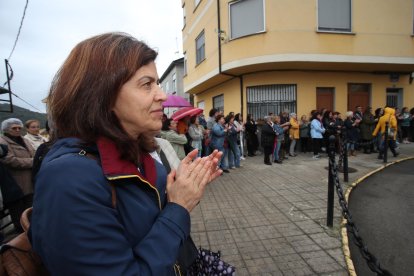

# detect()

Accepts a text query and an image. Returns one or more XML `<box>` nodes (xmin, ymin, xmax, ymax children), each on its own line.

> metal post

<box><xmin>342</xmin><ymin>126</ymin><xmax>349</xmax><ymax>182</ymax></box>
<box><xmin>4</xmin><ymin>59</ymin><xmax>14</xmax><ymax>113</ymax></box>
<box><xmin>384</xmin><ymin>121</ymin><xmax>389</xmax><ymax>163</ymax></box>
<box><xmin>327</xmin><ymin>135</ymin><xmax>336</xmax><ymax>227</ymax></box>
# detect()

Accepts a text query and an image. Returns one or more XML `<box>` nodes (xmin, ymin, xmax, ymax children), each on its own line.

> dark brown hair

<box><xmin>47</xmin><ymin>32</ymin><xmax>158</xmax><ymax>164</ymax></box>
<box><xmin>215</xmin><ymin>114</ymin><xmax>224</xmax><ymax>122</ymax></box>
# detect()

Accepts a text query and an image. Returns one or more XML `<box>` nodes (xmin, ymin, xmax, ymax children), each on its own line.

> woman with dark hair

<box><xmin>245</xmin><ymin>114</ymin><xmax>259</xmax><ymax>156</ymax></box>
<box><xmin>226</xmin><ymin>114</ymin><xmax>241</xmax><ymax>169</ymax></box>
<box><xmin>30</xmin><ymin>33</ymin><xmax>222</xmax><ymax>275</ymax></box>
<box><xmin>233</xmin><ymin>113</ymin><xmax>245</xmax><ymax>159</ymax></box>
<box><xmin>310</xmin><ymin>112</ymin><xmax>325</xmax><ymax>159</ymax></box>
<box><xmin>160</xmin><ymin>118</ymin><xmax>188</xmax><ymax>160</ymax></box>
<box><xmin>374</xmin><ymin>108</ymin><xmax>384</xmax><ymax>151</ymax></box>
<box><xmin>360</xmin><ymin>106</ymin><xmax>377</xmax><ymax>153</ymax></box>
<box><xmin>210</xmin><ymin>114</ymin><xmax>229</xmax><ymax>172</ymax></box>
<box><xmin>399</xmin><ymin>107</ymin><xmax>411</xmax><ymax>144</ymax></box>
<box><xmin>188</xmin><ymin>116</ymin><xmax>205</xmax><ymax>157</ymax></box>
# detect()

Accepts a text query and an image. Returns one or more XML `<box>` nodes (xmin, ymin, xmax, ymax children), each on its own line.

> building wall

<box><xmin>196</xmin><ymin>71</ymin><xmax>413</xmax><ymax>118</ymax></box>
<box><xmin>183</xmin><ymin>0</ymin><xmax>414</xmax><ymax>90</ymax></box>
<box><xmin>184</xmin><ymin>0</ymin><xmax>414</xmax><ymax>118</ymax></box>
<box><xmin>160</xmin><ymin>63</ymin><xmax>188</xmax><ymax>100</ymax></box>
<box><xmin>195</xmin><ymin>77</ymin><xmax>240</xmax><ymax>114</ymax></box>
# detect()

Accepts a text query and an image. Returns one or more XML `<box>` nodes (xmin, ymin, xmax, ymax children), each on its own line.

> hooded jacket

<box><xmin>372</xmin><ymin>107</ymin><xmax>398</xmax><ymax>140</ymax></box>
<box><xmin>30</xmin><ymin>137</ymin><xmax>190</xmax><ymax>275</ymax></box>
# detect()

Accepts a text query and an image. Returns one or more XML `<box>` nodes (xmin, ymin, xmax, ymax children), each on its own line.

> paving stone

<box><xmin>309</xmin><ymin>233</ymin><xmax>342</xmax><ymax>250</ymax></box>
<box><xmin>300</xmin><ymin>250</ymin><xmax>343</xmax><ymax>274</ymax></box>
<box><xmin>237</xmin><ymin>240</ymin><xmax>269</xmax><ymax>260</ymax></box>
<box><xmin>207</xmin><ymin>229</ymin><xmax>234</xmax><ymax>245</ymax></box>
<box><xmin>263</xmin><ymin>238</ymin><xmax>296</xmax><ymax>256</ymax></box>
<box><xmin>326</xmin><ymin>248</ymin><xmax>347</xmax><ymax>268</ymax></box>
<box><xmin>277</xmin><ymin>222</ymin><xmax>305</xmax><ymax>237</ymax></box>
<box><xmin>230</xmin><ymin>227</ymin><xmax>260</xmax><ymax>243</ymax></box>
<box><xmin>244</xmin><ymin>257</ymin><xmax>283</xmax><ymax>275</ymax></box>
<box><xmin>273</xmin><ymin>254</ymin><xmax>314</xmax><ymax>275</ymax></box>
<box><xmin>285</xmin><ymin>235</ymin><xmax>322</xmax><ymax>253</ymax></box>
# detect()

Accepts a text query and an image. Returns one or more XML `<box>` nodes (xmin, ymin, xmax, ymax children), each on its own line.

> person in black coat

<box><xmin>0</xmin><ymin>143</ymin><xmax>25</xmax><ymax>234</ymax></box>
<box><xmin>245</xmin><ymin>114</ymin><xmax>259</xmax><ymax>156</ymax></box>
<box><xmin>261</xmin><ymin>116</ymin><xmax>276</xmax><ymax>165</ymax></box>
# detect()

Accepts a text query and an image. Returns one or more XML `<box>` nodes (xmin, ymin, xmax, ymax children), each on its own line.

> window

<box><xmin>247</xmin><ymin>84</ymin><xmax>297</xmax><ymax>120</ymax></box>
<box><xmin>197</xmin><ymin>100</ymin><xmax>205</xmax><ymax>110</ymax></box>
<box><xmin>213</xmin><ymin>94</ymin><xmax>224</xmax><ymax>113</ymax></box>
<box><xmin>165</xmin><ymin>82</ymin><xmax>170</xmax><ymax>93</ymax></box>
<box><xmin>318</xmin><ymin>0</ymin><xmax>351</xmax><ymax>32</ymax></box>
<box><xmin>229</xmin><ymin>0</ymin><xmax>265</xmax><ymax>39</ymax></box>
<box><xmin>183</xmin><ymin>4</ymin><xmax>186</xmax><ymax>27</ymax></box>
<box><xmin>183</xmin><ymin>52</ymin><xmax>187</xmax><ymax>76</ymax></box>
<box><xmin>195</xmin><ymin>30</ymin><xmax>205</xmax><ymax>65</ymax></box>
<box><xmin>172</xmin><ymin>73</ymin><xmax>177</xmax><ymax>92</ymax></box>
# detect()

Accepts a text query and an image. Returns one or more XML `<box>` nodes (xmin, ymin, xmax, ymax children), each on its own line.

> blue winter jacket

<box><xmin>210</xmin><ymin>123</ymin><xmax>226</xmax><ymax>150</ymax></box>
<box><xmin>30</xmin><ymin>137</ymin><xmax>190</xmax><ymax>275</ymax></box>
<box><xmin>310</xmin><ymin>119</ymin><xmax>325</xmax><ymax>139</ymax></box>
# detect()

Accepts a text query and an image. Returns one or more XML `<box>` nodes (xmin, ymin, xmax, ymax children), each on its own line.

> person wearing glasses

<box><xmin>0</xmin><ymin>118</ymin><xmax>35</xmax><ymax>233</ymax></box>
<box><xmin>24</xmin><ymin>119</ymin><xmax>48</xmax><ymax>150</ymax></box>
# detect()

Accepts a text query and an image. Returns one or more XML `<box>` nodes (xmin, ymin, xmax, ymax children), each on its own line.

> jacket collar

<box><xmin>97</xmin><ymin>137</ymin><xmax>156</xmax><ymax>187</ymax></box>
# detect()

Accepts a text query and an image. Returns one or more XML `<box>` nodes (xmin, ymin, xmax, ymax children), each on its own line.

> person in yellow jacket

<box><xmin>372</xmin><ymin>107</ymin><xmax>399</xmax><ymax>159</ymax></box>
<box><xmin>289</xmin><ymin>113</ymin><xmax>300</xmax><ymax>156</ymax></box>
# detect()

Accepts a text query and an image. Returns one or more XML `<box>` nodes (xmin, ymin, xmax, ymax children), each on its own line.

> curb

<box><xmin>341</xmin><ymin>156</ymin><xmax>414</xmax><ymax>276</ymax></box>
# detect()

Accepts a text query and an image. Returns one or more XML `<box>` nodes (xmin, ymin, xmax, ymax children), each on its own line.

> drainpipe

<box><xmin>217</xmin><ymin>0</ymin><xmax>244</xmax><ymax>117</ymax></box>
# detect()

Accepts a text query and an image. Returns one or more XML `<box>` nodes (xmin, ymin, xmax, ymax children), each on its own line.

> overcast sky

<box><xmin>0</xmin><ymin>0</ymin><xmax>183</xmax><ymax>113</ymax></box>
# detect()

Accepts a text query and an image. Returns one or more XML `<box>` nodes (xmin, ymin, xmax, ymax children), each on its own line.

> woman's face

<box><xmin>169</xmin><ymin>120</ymin><xmax>178</xmax><ymax>131</ymax></box>
<box><xmin>219</xmin><ymin>117</ymin><xmax>225</xmax><ymax>125</ymax></box>
<box><xmin>7</xmin><ymin>124</ymin><xmax>23</xmax><ymax>137</ymax></box>
<box><xmin>27</xmin><ymin>121</ymin><xmax>40</xmax><ymax>135</ymax></box>
<box><xmin>113</xmin><ymin>62</ymin><xmax>167</xmax><ymax>138</ymax></box>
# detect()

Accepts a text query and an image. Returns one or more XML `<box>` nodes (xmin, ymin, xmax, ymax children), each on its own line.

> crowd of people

<box><xmin>163</xmin><ymin>105</ymin><xmax>414</xmax><ymax>168</ymax></box>
<box><xmin>259</xmin><ymin>106</ymin><xmax>414</xmax><ymax>165</ymax></box>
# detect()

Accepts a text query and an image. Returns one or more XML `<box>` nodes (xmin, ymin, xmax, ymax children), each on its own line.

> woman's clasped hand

<box><xmin>168</xmin><ymin>149</ymin><xmax>222</xmax><ymax>212</ymax></box>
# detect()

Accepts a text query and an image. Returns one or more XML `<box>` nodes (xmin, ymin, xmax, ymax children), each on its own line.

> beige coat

<box><xmin>0</xmin><ymin>135</ymin><xmax>35</xmax><ymax>195</ymax></box>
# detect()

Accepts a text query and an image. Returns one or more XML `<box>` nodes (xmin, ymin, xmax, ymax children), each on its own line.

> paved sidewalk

<box><xmin>190</xmin><ymin>143</ymin><xmax>414</xmax><ymax>275</ymax></box>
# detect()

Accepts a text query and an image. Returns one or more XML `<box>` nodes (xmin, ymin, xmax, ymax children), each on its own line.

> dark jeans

<box><xmin>263</xmin><ymin>145</ymin><xmax>273</xmax><ymax>164</ymax></box>
<box><xmin>312</xmin><ymin>138</ymin><xmax>322</xmax><ymax>155</ymax></box>
<box><xmin>7</xmin><ymin>194</ymin><xmax>33</xmax><ymax>233</ymax></box>
<box><xmin>300</xmin><ymin>137</ymin><xmax>309</xmax><ymax>152</ymax></box>
<box><xmin>379</xmin><ymin>139</ymin><xmax>397</xmax><ymax>156</ymax></box>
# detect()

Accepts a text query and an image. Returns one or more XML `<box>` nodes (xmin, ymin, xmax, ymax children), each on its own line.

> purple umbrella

<box><xmin>163</xmin><ymin>94</ymin><xmax>192</xmax><ymax>107</ymax></box>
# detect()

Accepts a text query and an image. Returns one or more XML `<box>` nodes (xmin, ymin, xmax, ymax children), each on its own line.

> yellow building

<box><xmin>182</xmin><ymin>0</ymin><xmax>414</xmax><ymax>119</ymax></box>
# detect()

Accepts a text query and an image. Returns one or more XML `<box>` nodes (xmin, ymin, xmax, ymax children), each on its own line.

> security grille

<box><xmin>213</xmin><ymin>94</ymin><xmax>224</xmax><ymax>113</ymax></box>
<box><xmin>247</xmin><ymin>84</ymin><xmax>297</xmax><ymax>120</ymax></box>
<box><xmin>386</xmin><ymin>93</ymin><xmax>398</xmax><ymax>108</ymax></box>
